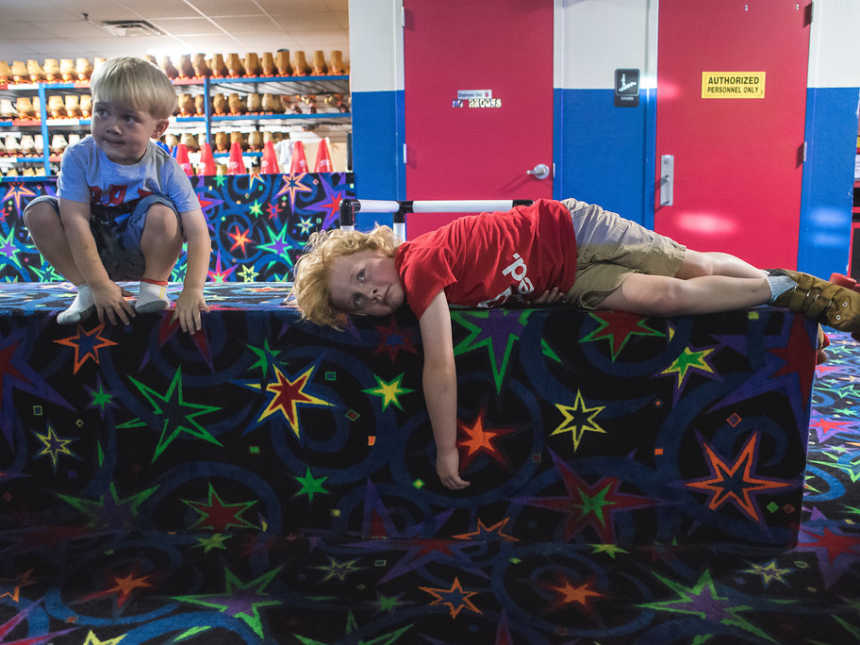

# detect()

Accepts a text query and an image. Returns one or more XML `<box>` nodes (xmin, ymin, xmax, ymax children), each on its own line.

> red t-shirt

<box><xmin>394</xmin><ymin>199</ymin><xmax>577</xmax><ymax>319</ymax></box>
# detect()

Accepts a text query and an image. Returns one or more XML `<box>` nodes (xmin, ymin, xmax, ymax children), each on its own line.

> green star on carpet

<box><xmin>33</xmin><ymin>424</ymin><xmax>77</xmax><ymax>472</ymax></box>
<box><xmin>249</xmin><ymin>200</ymin><xmax>263</xmax><ymax>216</ymax></box>
<box><xmin>591</xmin><ymin>543</ymin><xmax>629</xmax><ymax>559</ymax></box>
<box><xmin>660</xmin><ymin>345</ymin><xmax>716</xmax><ymax>392</ymax></box>
<box><xmin>0</xmin><ymin>229</ymin><xmax>22</xmax><ymax>268</ymax></box>
<box><xmin>362</xmin><ymin>373</ymin><xmax>414</xmax><ymax>411</ymax></box>
<box><xmin>552</xmin><ymin>390</ymin><xmax>606</xmax><ymax>452</ymax></box>
<box><xmin>28</xmin><ymin>263</ymin><xmax>63</xmax><ymax>282</ymax></box>
<box><xmin>247</xmin><ymin>338</ymin><xmax>282</xmax><ymax>380</ymax></box>
<box><xmin>257</xmin><ymin>224</ymin><xmax>295</xmax><ymax>266</ymax></box>
<box><xmin>294</xmin><ymin>466</ymin><xmax>329</xmax><ymax>502</ymax></box>
<box><xmin>173</xmin><ymin>566</ymin><xmax>283</xmax><ymax>639</ymax></box>
<box><xmin>121</xmin><ymin>366</ymin><xmax>222</xmax><ymax>462</ymax></box>
<box><xmin>639</xmin><ymin>569</ymin><xmax>777</xmax><ymax>643</ymax></box>
<box><xmin>213</xmin><ymin>174</ymin><xmax>226</xmax><ymax>187</ymax></box>
<box><xmin>298</xmin><ymin>216</ymin><xmax>314</xmax><ymax>234</ymax></box>
<box><xmin>87</xmin><ymin>382</ymin><xmax>114</xmax><ymax>413</ymax></box>
<box><xmin>452</xmin><ymin>309</ymin><xmax>532</xmax><ymax>394</ymax></box>
<box><xmin>239</xmin><ymin>264</ymin><xmax>259</xmax><ymax>282</ymax></box>
<box><xmin>58</xmin><ymin>481</ymin><xmax>159</xmax><ymax>529</ymax></box>
<box><xmin>316</xmin><ymin>556</ymin><xmax>362</xmax><ymax>582</ymax></box>
<box><xmin>195</xmin><ymin>532</ymin><xmax>231</xmax><ymax>553</ymax></box>
<box><xmin>374</xmin><ymin>591</ymin><xmax>406</xmax><ymax>613</ymax></box>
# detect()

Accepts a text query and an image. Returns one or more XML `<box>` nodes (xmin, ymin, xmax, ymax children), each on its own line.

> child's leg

<box><xmin>676</xmin><ymin>249</ymin><xmax>767</xmax><ymax>280</ymax></box>
<box><xmin>137</xmin><ymin>203</ymin><xmax>183</xmax><ymax>313</ymax></box>
<box><xmin>597</xmin><ymin>271</ymin><xmax>771</xmax><ymax>316</ymax></box>
<box><xmin>23</xmin><ymin>199</ymin><xmax>95</xmax><ymax>324</ymax></box>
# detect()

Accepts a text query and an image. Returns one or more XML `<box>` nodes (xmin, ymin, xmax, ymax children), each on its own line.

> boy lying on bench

<box><xmin>290</xmin><ymin>198</ymin><xmax>859</xmax><ymax>489</ymax></box>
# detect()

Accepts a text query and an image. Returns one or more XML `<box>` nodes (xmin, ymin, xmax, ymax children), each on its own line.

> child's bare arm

<box><xmin>174</xmin><ymin>208</ymin><xmax>212</xmax><ymax>333</ymax></box>
<box><xmin>418</xmin><ymin>290</ymin><xmax>470</xmax><ymax>490</ymax></box>
<box><xmin>59</xmin><ymin>198</ymin><xmax>134</xmax><ymax>325</ymax></box>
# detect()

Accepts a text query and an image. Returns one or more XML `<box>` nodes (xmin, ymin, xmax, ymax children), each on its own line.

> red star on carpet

<box><xmin>810</xmin><ymin>417</ymin><xmax>856</xmax><ymax>442</ymax></box>
<box><xmin>74</xmin><ymin>571</ymin><xmax>152</xmax><ymax>608</ymax></box>
<box><xmin>770</xmin><ymin>314</ymin><xmax>816</xmax><ymax>402</ymax></box>
<box><xmin>53</xmin><ymin>322</ymin><xmax>118</xmax><ymax>374</ymax></box>
<box><xmin>458</xmin><ymin>411</ymin><xmax>515</xmax><ymax>471</ymax></box>
<box><xmin>374</xmin><ymin>318</ymin><xmax>418</xmax><ymax>362</ymax></box>
<box><xmin>183</xmin><ymin>484</ymin><xmax>258</xmax><ymax>532</ymax></box>
<box><xmin>797</xmin><ymin>527</ymin><xmax>860</xmax><ymax>565</ymax></box>
<box><xmin>418</xmin><ymin>577</ymin><xmax>482</xmax><ymax>619</ymax></box>
<box><xmin>259</xmin><ymin>364</ymin><xmax>332</xmax><ymax>437</ymax></box>
<box><xmin>580</xmin><ymin>311</ymin><xmax>664</xmax><ymax>361</ymax></box>
<box><xmin>228</xmin><ymin>225</ymin><xmax>255</xmax><ymax>256</ymax></box>
<box><xmin>685</xmin><ymin>432</ymin><xmax>795</xmax><ymax>523</ymax></box>
<box><xmin>0</xmin><ymin>341</ymin><xmax>29</xmax><ymax>393</ymax></box>
<box><xmin>543</xmin><ymin>575</ymin><xmax>605</xmax><ymax>613</ymax></box>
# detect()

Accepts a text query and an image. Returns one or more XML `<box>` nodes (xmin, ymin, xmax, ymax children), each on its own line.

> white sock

<box><xmin>767</xmin><ymin>275</ymin><xmax>796</xmax><ymax>303</ymax></box>
<box><xmin>57</xmin><ymin>284</ymin><xmax>95</xmax><ymax>325</ymax></box>
<box><xmin>135</xmin><ymin>279</ymin><xmax>170</xmax><ymax>313</ymax></box>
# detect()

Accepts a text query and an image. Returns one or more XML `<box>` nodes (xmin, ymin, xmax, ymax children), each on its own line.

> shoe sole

<box><xmin>134</xmin><ymin>300</ymin><xmax>168</xmax><ymax>314</ymax></box>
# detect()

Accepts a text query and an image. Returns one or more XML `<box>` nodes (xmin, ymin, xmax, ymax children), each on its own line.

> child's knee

<box><xmin>143</xmin><ymin>204</ymin><xmax>181</xmax><ymax>238</ymax></box>
<box><xmin>678</xmin><ymin>250</ymin><xmax>716</xmax><ymax>279</ymax></box>
<box><xmin>22</xmin><ymin>202</ymin><xmax>59</xmax><ymax>234</ymax></box>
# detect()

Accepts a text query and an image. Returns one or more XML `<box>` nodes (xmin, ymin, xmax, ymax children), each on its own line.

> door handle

<box><xmin>659</xmin><ymin>154</ymin><xmax>674</xmax><ymax>206</ymax></box>
<box><xmin>526</xmin><ymin>163</ymin><xmax>550</xmax><ymax>180</ymax></box>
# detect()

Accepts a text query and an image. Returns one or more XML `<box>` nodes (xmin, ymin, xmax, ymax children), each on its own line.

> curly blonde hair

<box><xmin>290</xmin><ymin>225</ymin><xmax>398</xmax><ymax>329</ymax></box>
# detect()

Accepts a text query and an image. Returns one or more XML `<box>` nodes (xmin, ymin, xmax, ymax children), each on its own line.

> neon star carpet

<box><xmin>0</xmin><ymin>283</ymin><xmax>855</xmax><ymax>643</ymax></box>
<box><xmin>0</xmin><ymin>173</ymin><xmax>354</xmax><ymax>284</ymax></box>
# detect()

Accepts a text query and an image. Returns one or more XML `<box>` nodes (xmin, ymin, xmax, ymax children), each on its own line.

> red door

<box><xmin>655</xmin><ymin>1</ymin><xmax>811</xmax><ymax>269</ymax></box>
<box><xmin>403</xmin><ymin>0</ymin><xmax>553</xmax><ymax>237</ymax></box>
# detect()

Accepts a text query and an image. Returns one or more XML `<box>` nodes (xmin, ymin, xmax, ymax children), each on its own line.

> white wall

<box><xmin>348</xmin><ymin>0</ymin><xmax>403</xmax><ymax>93</ymax></box>
<box><xmin>807</xmin><ymin>0</ymin><xmax>860</xmax><ymax>88</ymax></box>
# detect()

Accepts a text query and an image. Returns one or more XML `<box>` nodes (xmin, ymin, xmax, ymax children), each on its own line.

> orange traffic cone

<box><xmin>261</xmin><ymin>139</ymin><xmax>280</xmax><ymax>174</ymax></box>
<box><xmin>198</xmin><ymin>142</ymin><xmax>217</xmax><ymax>176</ymax></box>
<box><xmin>290</xmin><ymin>140</ymin><xmax>308</xmax><ymax>173</ymax></box>
<box><xmin>227</xmin><ymin>141</ymin><xmax>245</xmax><ymax>174</ymax></box>
<box><xmin>175</xmin><ymin>143</ymin><xmax>193</xmax><ymax>176</ymax></box>
<box><xmin>314</xmin><ymin>137</ymin><xmax>333</xmax><ymax>172</ymax></box>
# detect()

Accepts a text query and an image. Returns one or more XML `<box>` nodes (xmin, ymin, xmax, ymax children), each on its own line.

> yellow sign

<box><xmin>701</xmin><ymin>72</ymin><xmax>766</xmax><ymax>99</ymax></box>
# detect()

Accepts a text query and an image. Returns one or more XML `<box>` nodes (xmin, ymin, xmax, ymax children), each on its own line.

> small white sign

<box><xmin>457</xmin><ymin>89</ymin><xmax>493</xmax><ymax>99</ymax></box>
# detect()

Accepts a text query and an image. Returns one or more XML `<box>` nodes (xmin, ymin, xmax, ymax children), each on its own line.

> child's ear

<box><xmin>152</xmin><ymin>118</ymin><xmax>170</xmax><ymax>139</ymax></box>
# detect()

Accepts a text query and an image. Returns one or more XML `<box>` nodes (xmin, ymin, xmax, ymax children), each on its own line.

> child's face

<box><xmin>328</xmin><ymin>250</ymin><xmax>404</xmax><ymax>317</ymax></box>
<box><xmin>91</xmin><ymin>99</ymin><xmax>167</xmax><ymax>164</ymax></box>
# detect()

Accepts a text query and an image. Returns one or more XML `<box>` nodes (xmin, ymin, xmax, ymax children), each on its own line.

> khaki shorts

<box><xmin>561</xmin><ymin>197</ymin><xmax>687</xmax><ymax>309</ymax></box>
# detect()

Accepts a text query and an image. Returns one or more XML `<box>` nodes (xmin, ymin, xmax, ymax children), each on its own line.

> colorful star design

<box><xmin>639</xmin><ymin>569</ymin><xmax>775</xmax><ymax>642</ymax></box>
<box><xmin>248</xmin><ymin>199</ymin><xmax>263</xmax><ymax>216</ymax></box>
<box><xmin>294</xmin><ymin>466</ymin><xmax>329</xmax><ymax>502</ymax></box>
<box><xmin>183</xmin><ymin>483</ymin><xmax>258</xmax><ymax>531</ymax></box>
<box><xmin>239</xmin><ymin>264</ymin><xmax>259</xmax><ymax>282</ymax></box>
<box><xmin>452</xmin><ymin>309</ymin><xmax>531</xmax><ymax>394</ymax></box>
<box><xmin>580</xmin><ymin>311</ymin><xmax>665</xmax><ymax>361</ymax></box>
<box><xmin>809</xmin><ymin>417</ymin><xmax>858</xmax><ymax>442</ymax></box>
<box><xmin>659</xmin><ymin>344</ymin><xmax>717</xmax><ymax>394</ymax></box>
<box><xmin>452</xmin><ymin>517</ymin><xmax>518</xmax><ymax>543</ymax></box>
<box><xmin>742</xmin><ymin>560</ymin><xmax>791</xmax><ymax>588</ymax></box>
<box><xmin>241</xmin><ymin>363</ymin><xmax>333</xmax><ymax>438</ymax></box>
<box><xmin>795</xmin><ymin>521</ymin><xmax>860</xmax><ymax>588</ymax></box>
<box><xmin>310</xmin><ymin>181</ymin><xmax>346</xmax><ymax>230</ymax></box>
<box><xmin>552</xmin><ymin>390</ymin><xmax>606</xmax><ymax>452</ymax></box>
<box><xmin>458</xmin><ymin>411</ymin><xmax>515</xmax><ymax>471</ymax></box>
<box><xmin>76</xmin><ymin>570</ymin><xmax>153</xmax><ymax>608</ymax></box>
<box><xmin>2</xmin><ymin>182</ymin><xmax>37</xmax><ymax>214</ymax></box>
<box><xmin>57</xmin><ymin>481</ymin><xmax>159</xmax><ymax>530</ymax></box>
<box><xmin>297</xmin><ymin>216</ymin><xmax>314</xmax><ymax>234</ymax></box>
<box><xmin>274</xmin><ymin>172</ymin><xmax>313</xmax><ymax>210</ymax></box>
<box><xmin>0</xmin><ymin>600</ymin><xmax>76</xmax><ymax>644</ymax></box>
<box><xmin>0</xmin><ymin>229</ymin><xmax>21</xmax><ymax>268</ymax></box>
<box><xmin>228</xmin><ymin>225</ymin><xmax>255</xmax><ymax>256</ymax></box>
<box><xmin>195</xmin><ymin>533</ymin><xmax>231</xmax><ymax>553</ymax></box>
<box><xmin>516</xmin><ymin>450</ymin><xmax>656</xmax><ymax>543</ymax></box>
<box><xmin>543</xmin><ymin>575</ymin><xmax>605</xmax><ymax>613</ymax></box>
<box><xmin>246</xmin><ymin>338</ymin><xmax>282</xmax><ymax>380</ymax></box>
<box><xmin>33</xmin><ymin>424</ymin><xmax>78</xmax><ymax>472</ymax></box>
<box><xmin>418</xmin><ymin>577</ymin><xmax>481</xmax><ymax>619</ymax></box>
<box><xmin>53</xmin><ymin>322</ymin><xmax>119</xmax><ymax>374</ymax></box>
<box><xmin>256</xmin><ymin>224</ymin><xmax>295</xmax><ymax>267</ymax></box>
<box><xmin>315</xmin><ymin>556</ymin><xmax>362</xmax><ymax>582</ymax></box>
<box><xmin>207</xmin><ymin>254</ymin><xmax>238</xmax><ymax>283</ymax></box>
<box><xmin>684</xmin><ymin>432</ymin><xmax>795</xmax><ymax>524</ymax></box>
<box><xmin>374</xmin><ymin>318</ymin><xmax>418</xmax><ymax>362</ymax></box>
<box><xmin>120</xmin><ymin>366</ymin><xmax>222</xmax><ymax>462</ymax></box>
<box><xmin>82</xmin><ymin>631</ymin><xmax>127</xmax><ymax>645</ymax></box>
<box><xmin>362</xmin><ymin>373</ymin><xmax>414</xmax><ymax>411</ymax></box>
<box><xmin>85</xmin><ymin>377</ymin><xmax>116</xmax><ymax>418</ymax></box>
<box><xmin>173</xmin><ymin>566</ymin><xmax>283</xmax><ymax>639</ymax></box>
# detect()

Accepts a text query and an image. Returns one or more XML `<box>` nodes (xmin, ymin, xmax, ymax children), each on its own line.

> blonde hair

<box><xmin>291</xmin><ymin>225</ymin><xmax>397</xmax><ymax>329</ymax></box>
<box><xmin>90</xmin><ymin>57</ymin><xmax>177</xmax><ymax>119</ymax></box>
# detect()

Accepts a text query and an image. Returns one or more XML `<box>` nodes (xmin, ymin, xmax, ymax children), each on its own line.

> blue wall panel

<box><xmin>797</xmin><ymin>86</ymin><xmax>860</xmax><ymax>279</ymax></box>
<box><xmin>554</xmin><ymin>88</ymin><xmax>651</xmax><ymax>226</ymax></box>
<box><xmin>351</xmin><ymin>89</ymin><xmax>405</xmax><ymax>216</ymax></box>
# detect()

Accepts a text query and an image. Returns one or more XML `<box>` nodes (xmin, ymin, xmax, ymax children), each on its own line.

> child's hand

<box><xmin>91</xmin><ymin>280</ymin><xmax>135</xmax><ymax>326</ymax></box>
<box><xmin>172</xmin><ymin>287</ymin><xmax>210</xmax><ymax>333</ymax></box>
<box><xmin>532</xmin><ymin>287</ymin><xmax>568</xmax><ymax>305</ymax></box>
<box><xmin>436</xmin><ymin>446</ymin><xmax>470</xmax><ymax>490</ymax></box>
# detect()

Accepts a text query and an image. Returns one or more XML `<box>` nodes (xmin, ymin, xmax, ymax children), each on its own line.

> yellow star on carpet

<box><xmin>82</xmin><ymin>631</ymin><xmax>127</xmax><ymax>645</ymax></box>
<box><xmin>552</xmin><ymin>390</ymin><xmax>606</xmax><ymax>452</ymax></box>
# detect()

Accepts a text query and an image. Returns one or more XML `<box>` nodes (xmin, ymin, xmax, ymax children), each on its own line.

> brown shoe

<box><xmin>770</xmin><ymin>269</ymin><xmax>860</xmax><ymax>333</ymax></box>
